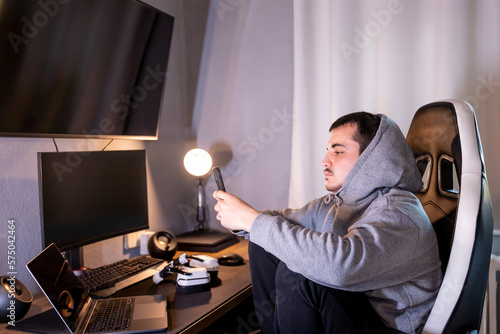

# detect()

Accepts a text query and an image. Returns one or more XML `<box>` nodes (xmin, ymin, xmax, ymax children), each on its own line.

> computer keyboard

<box><xmin>78</xmin><ymin>255</ymin><xmax>167</xmax><ymax>297</ymax></box>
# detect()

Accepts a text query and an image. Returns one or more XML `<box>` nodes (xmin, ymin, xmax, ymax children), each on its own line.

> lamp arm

<box><xmin>196</xmin><ymin>177</ymin><xmax>206</xmax><ymax>229</ymax></box>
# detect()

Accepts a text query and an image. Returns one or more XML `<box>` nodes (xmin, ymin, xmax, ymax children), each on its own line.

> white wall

<box><xmin>193</xmin><ymin>0</ymin><xmax>294</xmax><ymax>227</ymax></box>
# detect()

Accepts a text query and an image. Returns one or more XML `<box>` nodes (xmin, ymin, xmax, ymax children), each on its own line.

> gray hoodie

<box><xmin>248</xmin><ymin>114</ymin><xmax>443</xmax><ymax>333</ymax></box>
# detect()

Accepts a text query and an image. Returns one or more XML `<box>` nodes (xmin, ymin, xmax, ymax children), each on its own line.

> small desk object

<box><xmin>5</xmin><ymin>238</ymin><xmax>252</xmax><ymax>334</ymax></box>
<box><xmin>176</xmin><ymin>230</ymin><xmax>239</xmax><ymax>253</ymax></box>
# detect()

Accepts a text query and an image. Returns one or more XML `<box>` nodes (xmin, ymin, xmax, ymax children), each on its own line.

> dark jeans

<box><xmin>248</xmin><ymin>242</ymin><xmax>403</xmax><ymax>334</ymax></box>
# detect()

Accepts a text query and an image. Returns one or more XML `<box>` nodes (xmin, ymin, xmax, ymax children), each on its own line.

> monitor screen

<box><xmin>38</xmin><ymin>150</ymin><xmax>149</xmax><ymax>251</ymax></box>
<box><xmin>0</xmin><ymin>0</ymin><xmax>174</xmax><ymax>139</ymax></box>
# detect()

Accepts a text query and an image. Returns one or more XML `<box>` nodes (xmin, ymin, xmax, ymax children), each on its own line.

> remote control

<box><xmin>212</xmin><ymin>166</ymin><xmax>226</xmax><ymax>192</ymax></box>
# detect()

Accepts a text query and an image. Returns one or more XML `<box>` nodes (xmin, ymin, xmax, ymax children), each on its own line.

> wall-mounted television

<box><xmin>0</xmin><ymin>0</ymin><xmax>174</xmax><ymax>140</ymax></box>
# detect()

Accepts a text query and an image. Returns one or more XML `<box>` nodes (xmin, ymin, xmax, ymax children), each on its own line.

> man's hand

<box><xmin>213</xmin><ymin>191</ymin><xmax>259</xmax><ymax>232</ymax></box>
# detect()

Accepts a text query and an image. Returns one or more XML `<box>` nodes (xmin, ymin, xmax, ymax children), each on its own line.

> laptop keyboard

<box><xmin>78</xmin><ymin>255</ymin><xmax>164</xmax><ymax>293</ymax></box>
<box><xmin>85</xmin><ymin>298</ymin><xmax>135</xmax><ymax>333</ymax></box>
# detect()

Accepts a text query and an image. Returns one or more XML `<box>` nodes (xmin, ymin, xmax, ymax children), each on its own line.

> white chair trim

<box><xmin>422</xmin><ymin>100</ymin><xmax>483</xmax><ymax>334</ymax></box>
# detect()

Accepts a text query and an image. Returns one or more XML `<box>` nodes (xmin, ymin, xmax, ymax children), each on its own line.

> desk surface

<box><xmin>4</xmin><ymin>238</ymin><xmax>251</xmax><ymax>334</ymax></box>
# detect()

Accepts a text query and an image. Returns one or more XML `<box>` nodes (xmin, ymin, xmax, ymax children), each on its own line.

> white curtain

<box><xmin>290</xmin><ymin>0</ymin><xmax>500</xmax><ymax>227</ymax></box>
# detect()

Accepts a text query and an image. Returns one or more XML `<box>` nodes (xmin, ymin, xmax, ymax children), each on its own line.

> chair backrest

<box><xmin>406</xmin><ymin>100</ymin><xmax>493</xmax><ymax>334</ymax></box>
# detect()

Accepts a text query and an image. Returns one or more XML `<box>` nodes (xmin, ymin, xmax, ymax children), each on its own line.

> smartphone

<box><xmin>212</xmin><ymin>166</ymin><xmax>226</xmax><ymax>192</ymax></box>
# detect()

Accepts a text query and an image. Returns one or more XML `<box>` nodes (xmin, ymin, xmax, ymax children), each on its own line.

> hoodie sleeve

<box><xmin>249</xmin><ymin>195</ymin><xmax>440</xmax><ymax>292</ymax></box>
<box><xmin>228</xmin><ymin>198</ymin><xmax>324</xmax><ymax>238</ymax></box>
<box><xmin>254</xmin><ymin>196</ymin><xmax>329</xmax><ymax>229</ymax></box>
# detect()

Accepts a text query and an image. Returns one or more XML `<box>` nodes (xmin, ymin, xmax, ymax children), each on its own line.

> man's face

<box><xmin>322</xmin><ymin>123</ymin><xmax>361</xmax><ymax>192</ymax></box>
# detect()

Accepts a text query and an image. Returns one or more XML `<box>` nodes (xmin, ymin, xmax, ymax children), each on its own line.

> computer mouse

<box><xmin>217</xmin><ymin>252</ymin><xmax>244</xmax><ymax>266</ymax></box>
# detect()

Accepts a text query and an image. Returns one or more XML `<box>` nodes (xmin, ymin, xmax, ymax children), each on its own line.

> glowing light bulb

<box><xmin>183</xmin><ymin>148</ymin><xmax>212</xmax><ymax>176</ymax></box>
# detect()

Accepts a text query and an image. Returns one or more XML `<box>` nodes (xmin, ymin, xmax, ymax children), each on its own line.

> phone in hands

<box><xmin>212</xmin><ymin>166</ymin><xmax>226</xmax><ymax>192</ymax></box>
<box><xmin>212</xmin><ymin>166</ymin><xmax>243</xmax><ymax>233</ymax></box>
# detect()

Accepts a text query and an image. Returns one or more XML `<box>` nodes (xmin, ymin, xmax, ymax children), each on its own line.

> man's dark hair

<box><xmin>329</xmin><ymin>112</ymin><xmax>381</xmax><ymax>154</ymax></box>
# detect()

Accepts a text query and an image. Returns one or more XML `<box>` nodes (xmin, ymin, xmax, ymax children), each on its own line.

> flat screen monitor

<box><xmin>38</xmin><ymin>149</ymin><xmax>149</xmax><ymax>251</ymax></box>
<box><xmin>0</xmin><ymin>0</ymin><xmax>174</xmax><ymax>139</ymax></box>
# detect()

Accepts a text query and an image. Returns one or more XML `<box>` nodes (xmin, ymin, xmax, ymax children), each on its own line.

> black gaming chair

<box><xmin>406</xmin><ymin>99</ymin><xmax>493</xmax><ymax>334</ymax></box>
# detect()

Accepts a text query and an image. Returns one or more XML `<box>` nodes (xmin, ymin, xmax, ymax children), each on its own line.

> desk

<box><xmin>3</xmin><ymin>238</ymin><xmax>252</xmax><ymax>334</ymax></box>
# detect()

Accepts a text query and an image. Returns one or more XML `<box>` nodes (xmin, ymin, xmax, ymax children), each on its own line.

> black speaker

<box><xmin>0</xmin><ymin>276</ymin><xmax>33</xmax><ymax>323</ymax></box>
<box><xmin>147</xmin><ymin>231</ymin><xmax>177</xmax><ymax>261</ymax></box>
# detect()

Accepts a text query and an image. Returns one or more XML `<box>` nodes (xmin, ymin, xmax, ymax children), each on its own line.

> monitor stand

<box><xmin>176</xmin><ymin>230</ymin><xmax>239</xmax><ymax>253</ymax></box>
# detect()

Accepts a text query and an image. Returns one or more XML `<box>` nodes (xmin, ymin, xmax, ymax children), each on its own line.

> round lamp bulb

<box><xmin>184</xmin><ymin>148</ymin><xmax>212</xmax><ymax>176</ymax></box>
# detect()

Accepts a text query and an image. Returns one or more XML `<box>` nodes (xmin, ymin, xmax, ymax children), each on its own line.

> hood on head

<box><xmin>337</xmin><ymin>114</ymin><xmax>422</xmax><ymax>204</ymax></box>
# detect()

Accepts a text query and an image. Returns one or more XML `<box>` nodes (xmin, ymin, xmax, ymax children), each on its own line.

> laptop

<box><xmin>26</xmin><ymin>243</ymin><xmax>168</xmax><ymax>333</ymax></box>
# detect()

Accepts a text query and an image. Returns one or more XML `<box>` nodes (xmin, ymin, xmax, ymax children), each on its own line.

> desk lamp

<box><xmin>176</xmin><ymin>148</ymin><xmax>238</xmax><ymax>252</ymax></box>
<box><xmin>183</xmin><ymin>148</ymin><xmax>212</xmax><ymax>229</ymax></box>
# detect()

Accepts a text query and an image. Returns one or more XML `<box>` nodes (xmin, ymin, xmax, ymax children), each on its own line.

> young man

<box><xmin>213</xmin><ymin>112</ymin><xmax>442</xmax><ymax>333</ymax></box>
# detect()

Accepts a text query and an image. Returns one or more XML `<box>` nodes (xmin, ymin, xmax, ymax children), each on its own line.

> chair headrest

<box><xmin>406</xmin><ymin>103</ymin><xmax>461</xmax><ymax>224</ymax></box>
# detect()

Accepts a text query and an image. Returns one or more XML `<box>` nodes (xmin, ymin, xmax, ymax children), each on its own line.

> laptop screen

<box><xmin>26</xmin><ymin>244</ymin><xmax>89</xmax><ymax>332</ymax></box>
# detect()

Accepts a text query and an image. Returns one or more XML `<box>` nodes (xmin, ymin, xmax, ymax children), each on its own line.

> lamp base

<box><xmin>176</xmin><ymin>230</ymin><xmax>239</xmax><ymax>253</ymax></box>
